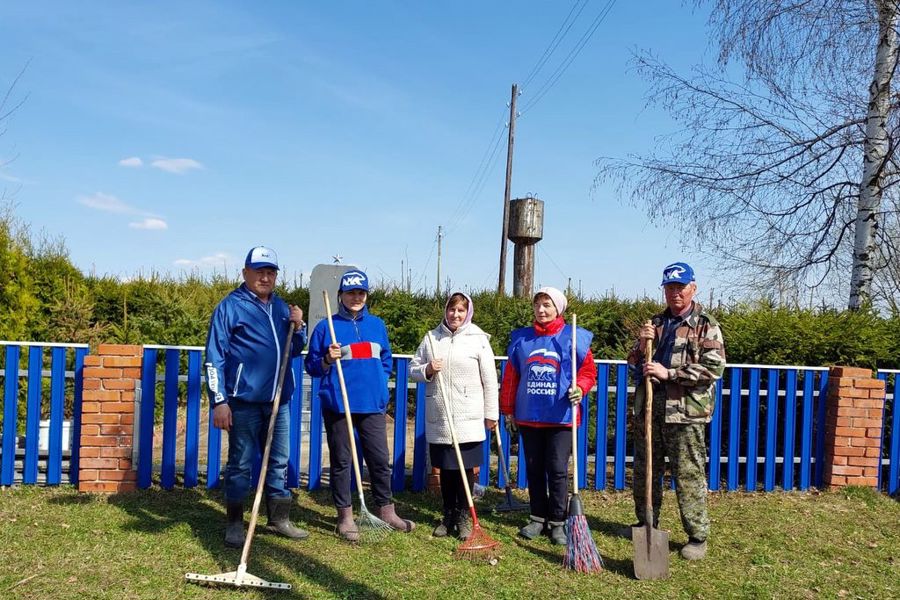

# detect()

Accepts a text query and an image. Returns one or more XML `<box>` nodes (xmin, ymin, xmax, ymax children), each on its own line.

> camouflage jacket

<box><xmin>627</xmin><ymin>302</ymin><xmax>726</xmax><ymax>424</ymax></box>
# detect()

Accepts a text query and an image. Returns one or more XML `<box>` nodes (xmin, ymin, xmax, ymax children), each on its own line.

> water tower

<box><xmin>507</xmin><ymin>196</ymin><xmax>544</xmax><ymax>298</ymax></box>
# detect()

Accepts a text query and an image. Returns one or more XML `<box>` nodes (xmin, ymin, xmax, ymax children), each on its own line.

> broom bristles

<box><xmin>564</xmin><ymin>514</ymin><xmax>604</xmax><ymax>573</ymax></box>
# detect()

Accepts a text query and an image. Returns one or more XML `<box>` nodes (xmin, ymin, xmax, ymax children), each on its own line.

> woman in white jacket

<box><xmin>410</xmin><ymin>291</ymin><xmax>499</xmax><ymax>539</ymax></box>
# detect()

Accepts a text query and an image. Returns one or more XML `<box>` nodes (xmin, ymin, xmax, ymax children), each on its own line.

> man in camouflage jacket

<box><xmin>625</xmin><ymin>262</ymin><xmax>726</xmax><ymax>560</ymax></box>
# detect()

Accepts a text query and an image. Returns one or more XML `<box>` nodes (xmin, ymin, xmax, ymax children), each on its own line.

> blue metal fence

<box><xmin>1</xmin><ymin>341</ymin><xmax>895</xmax><ymax>495</ymax></box>
<box><xmin>0</xmin><ymin>342</ymin><xmax>89</xmax><ymax>486</ymax></box>
<box><xmin>129</xmin><ymin>348</ymin><xmax>899</xmax><ymax>496</ymax></box>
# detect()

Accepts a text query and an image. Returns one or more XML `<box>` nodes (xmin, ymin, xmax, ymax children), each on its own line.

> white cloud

<box><xmin>128</xmin><ymin>218</ymin><xmax>168</xmax><ymax>230</ymax></box>
<box><xmin>77</xmin><ymin>192</ymin><xmax>137</xmax><ymax>214</ymax></box>
<box><xmin>174</xmin><ymin>252</ymin><xmax>231</xmax><ymax>268</ymax></box>
<box><xmin>151</xmin><ymin>157</ymin><xmax>204</xmax><ymax>174</ymax></box>
<box><xmin>77</xmin><ymin>192</ymin><xmax>167</xmax><ymax>232</ymax></box>
<box><xmin>118</xmin><ymin>156</ymin><xmax>143</xmax><ymax>168</ymax></box>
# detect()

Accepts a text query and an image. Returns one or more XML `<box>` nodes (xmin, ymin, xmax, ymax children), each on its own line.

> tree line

<box><xmin>2</xmin><ymin>210</ymin><xmax>898</xmax><ymax>369</ymax></box>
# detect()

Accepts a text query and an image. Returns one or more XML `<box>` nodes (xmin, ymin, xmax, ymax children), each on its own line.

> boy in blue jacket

<box><xmin>305</xmin><ymin>269</ymin><xmax>415</xmax><ymax>540</ymax></box>
<box><xmin>205</xmin><ymin>246</ymin><xmax>308</xmax><ymax>547</ymax></box>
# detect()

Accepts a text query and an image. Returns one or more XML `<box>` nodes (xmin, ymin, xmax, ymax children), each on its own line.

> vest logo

<box><xmin>525</xmin><ymin>349</ymin><xmax>560</xmax><ymax>395</ymax></box>
<box><xmin>529</xmin><ymin>363</ymin><xmax>556</xmax><ymax>380</ymax></box>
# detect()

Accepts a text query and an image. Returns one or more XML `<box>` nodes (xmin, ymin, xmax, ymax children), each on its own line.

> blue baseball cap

<box><xmin>660</xmin><ymin>262</ymin><xmax>695</xmax><ymax>285</ymax></box>
<box><xmin>339</xmin><ymin>270</ymin><xmax>369</xmax><ymax>292</ymax></box>
<box><xmin>245</xmin><ymin>246</ymin><xmax>279</xmax><ymax>270</ymax></box>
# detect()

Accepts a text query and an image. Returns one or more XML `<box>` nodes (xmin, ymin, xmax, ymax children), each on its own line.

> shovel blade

<box><xmin>632</xmin><ymin>525</ymin><xmax>670</xmax><ymax>580</ymax></box>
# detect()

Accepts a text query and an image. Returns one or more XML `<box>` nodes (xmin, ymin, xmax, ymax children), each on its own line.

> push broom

<box><xmin>323</xmin><ymin>291</ymin><xmax>392</xmax><ymax>542</ymax></box>
<box><xmin>185</xmin><ymin>323</ymin><xmax>297</xmax><ymax>590</ymax></box>
<box><xmin>563</xmin><ymin>314</ymin><xmax>604</xmax><ymax>573</ymax></box>
<box><xmin>427</xmin><ymin>334</ymin><xmax>500</xmax><ymax>563</ymax></box>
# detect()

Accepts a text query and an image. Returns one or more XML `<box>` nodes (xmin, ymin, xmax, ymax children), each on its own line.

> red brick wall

<box><xmin>823</xmin><ymin>366</ymin><xmax>885</xmax><ymax>490</ymax></box>
<box><xmin>78</xmin><ymin>344</ymin><xmax>141</xmax><ymax>493</ymax></box>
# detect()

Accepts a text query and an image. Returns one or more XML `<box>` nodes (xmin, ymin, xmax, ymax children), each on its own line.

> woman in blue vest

<box><xmin>499</xmin><ymin>287</ymin><xmax>597</xmax><ymax>545</ymax></box>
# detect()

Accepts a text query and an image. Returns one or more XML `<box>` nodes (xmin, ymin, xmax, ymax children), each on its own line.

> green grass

<box><xmin>1</xmin><ymin>484</ymin><xmax>898</xmax><ymax>599</ymax></box>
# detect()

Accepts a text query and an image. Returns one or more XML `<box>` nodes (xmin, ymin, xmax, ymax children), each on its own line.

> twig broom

<box><xmin>323</xmin><ymin>291</ymin><xmax>392</xmax><ymax>542</ymax></box>
<box><xmin>427</xmin><ymin>333</ymin><xmax>500</xmax><ymax>563</ymax></box>
<box><xmin>563</xmin><ymin>314</ymin><xmax>604</xmax><ymax>573</ymax></box>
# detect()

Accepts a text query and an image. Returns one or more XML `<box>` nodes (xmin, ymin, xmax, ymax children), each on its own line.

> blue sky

<box><xmin>0</xmin><ymin>1</ymin><xmax>721</xmax><ymax>300</ymax></box>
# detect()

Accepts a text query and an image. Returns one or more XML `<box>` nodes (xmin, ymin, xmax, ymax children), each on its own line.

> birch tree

<box><xmin>597</xmin><ymin>1</ymin><xmax>900</xmax><ymax>309</ymax></box>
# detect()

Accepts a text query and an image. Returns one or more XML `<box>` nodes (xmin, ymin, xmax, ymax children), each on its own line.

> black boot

<box><xmin>433</xmin><ymin>509</ymin><xmax>456</xmax><ymax>538</ymax></box>
<box><xmin>265</xmin><ymin>497</ymin><xmax>309</xmax><ymax>540</ymax></box>
<box><xmin>548</xmin><ymin>520</ymin><xmax>567</xmax><ymax>545</ymax></box>
<box><xmin>224</xmin><ymin>502</ymin><xmax>245</xmax><ymax>548</ymax></box>
<box><xmin>456</xmin><ymin>509</ymin><xmax>473</xmax><ymax>541</ymax></box>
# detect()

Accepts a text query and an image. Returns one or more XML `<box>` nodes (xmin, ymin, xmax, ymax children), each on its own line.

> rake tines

<box><xmin>355</xmin><ymin>502</ymin><xmax>392</xmax><ymax>543</ymax></box>
<box><xmin>455</xmin><ymin>508</ymin><xmax>500</xmax><ymax>564</ymax></box>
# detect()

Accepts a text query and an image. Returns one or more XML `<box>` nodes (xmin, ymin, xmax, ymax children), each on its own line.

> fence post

<box><xmin>78</xmin><ymin>344</ymin><xmax>142</xmax><ymax>493</ymax></box>
<box><xmin>822</xmin><ymin>366</ymin><xmax>885</xmax><ymax>490</ymax></box>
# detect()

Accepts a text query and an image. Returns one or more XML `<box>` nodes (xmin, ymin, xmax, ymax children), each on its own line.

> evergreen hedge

<box><xmin>2</xmin><ymin>211</ymin><xmax>899</xmax><ymax>369</ymax></box>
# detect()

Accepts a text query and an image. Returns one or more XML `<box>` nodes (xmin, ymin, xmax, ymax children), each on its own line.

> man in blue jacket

<box><xmin>305</xmin><ymin>269</ymin><xmax>415</xmax><ymax>541</ymax></box>
<box><xmin>205</xmin><ymin>246</ymin><xmax>308</xmax><ymax>548</ymax></box>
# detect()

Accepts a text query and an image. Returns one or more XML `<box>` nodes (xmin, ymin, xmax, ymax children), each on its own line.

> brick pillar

<box><xmin>823</xmin><ymin>366</ymin><xmax>886</xmax><ymax>490</ymax></box>
<box><xmin>78</xmin><ymin>344</ymin><xmax>142</xmax><ymax>493</ymax></box>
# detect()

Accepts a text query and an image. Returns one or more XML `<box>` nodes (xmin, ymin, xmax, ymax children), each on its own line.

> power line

<box><xmin>412</xmin><ymin>235</ymin><xmax>438</xmax><ymax>291</ymax></box>
<box><xmin>538</xmin><ymin>244</ymin><xmax>569</xmax><ymax>279</ymax></box>
<box><xmin>444</xmin><ymin>110</ymin><xmax>508</xmax><ymax>236</ymax></box>
<box><xmin>520</xmin><ymin>0</ymin><xmax>617</xmax><ymax>115</ymax></box>
<box><xmin>521</xmin><ymin>0</ymin><xmax>589</xmax><ymax>90</ymax></box>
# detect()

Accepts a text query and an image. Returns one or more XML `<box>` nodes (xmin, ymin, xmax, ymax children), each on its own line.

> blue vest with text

<box><xmin>508</xmin><ymin>325</ymin><xmax>592</xmax><ymax>425</ymax></box>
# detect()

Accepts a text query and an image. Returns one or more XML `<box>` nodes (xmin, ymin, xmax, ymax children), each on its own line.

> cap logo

<box><xmin>342</xmin><ymin>272</ymin><xmax>365</xmax><ymax>287</ymax></box>
<box><xmin>664</xmin><ymin>265</ymin><xmax>685</xmax><ymax>281</ymax></box>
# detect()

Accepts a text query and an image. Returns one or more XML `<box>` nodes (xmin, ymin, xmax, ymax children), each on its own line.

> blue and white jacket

<box><xmin>305</xmin><ymin>304</ymin><xmax>392</xmax><ymax>414</ymax></box>
<box><xmin>204</xmin><ymin>284</ymin><xmax>306</xmax><ymax>406</ymax></box>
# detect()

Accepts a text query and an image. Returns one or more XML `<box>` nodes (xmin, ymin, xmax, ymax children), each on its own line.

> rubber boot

<box><xmin>518</xmin><ymin>515</ymin><xmax>546</xmax><ymax>540</ymax></box>
<box><xmin>456</xmin><ymin>509</ymin><xmax>473</xmax><ymax>541</ymax></box>
<box><xmin>265</xmin><ymin>497</ymin><xmax>309</xmax><ymax>540</ymax></box>
<box><xmin>433</xmin><ymin>509</ymin><xmax>456</xmax><ymax>538</ymax></box>
<box><xmin>548</xmin><ymin>520</ymin><xmax>567</xmax><ymax>546</ymax></box>
<box><xmin>681</xmin><ymin>538</ymin><xmax>707</xmax><ymax>560</ymax></box>
<box><xmin>224</xmin><ymin>502</ymin><xmax>245</xmax><ymax>548</ymax></box>
<box><xmin>336</xmin><ymin>506</ymin><xmax>360</xmax><ymax>542</ymax></box>
<box><xmin>379</xmin><ymin>503</ymin><xmax>416</xmax><ymax>532</ymax></box>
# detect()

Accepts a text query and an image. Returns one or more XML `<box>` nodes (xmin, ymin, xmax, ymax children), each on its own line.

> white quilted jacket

<box><xmin>409</xmin><ymin>321</ymin><xmax>499</xmax><ymax>445</ymax></box>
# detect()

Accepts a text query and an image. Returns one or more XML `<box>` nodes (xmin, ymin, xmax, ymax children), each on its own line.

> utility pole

<box><xmin>401</xmin><ymin>260</ymin><xmax>404</xmax><ymax>291</ymax></box>
<box><xmin>498</xmin><ymin>83</ymin><xmax>518</xmax><ymax>295</ymax></box>
<box><xmin>436</xmin><ymin>225</ymin><xmax>443</xmax><ymax>297</ymax></box>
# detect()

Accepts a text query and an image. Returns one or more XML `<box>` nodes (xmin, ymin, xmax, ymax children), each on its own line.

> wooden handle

<box><xmin>240</xmin><ymin>321</ymin><xmax>296</xmax><ymax>569</ymax></box>
<box><xmin>426</xmin><ymin>333</ymin><xmax>478</xmax><ymax>519</ymax></box>
<box><xmin>323</xmin><ymin>291</ymin><xmax>367</xmax><ymax>500</ymax></box>
<box><xmin>644</xmin><ymin>336</ymin><xmax>654</xmax><ymax>525</ymax></box>
<box><xmin>571</xmin><ymin>314</ymin><xmax>579</xmax><ymax>495</ymax></box>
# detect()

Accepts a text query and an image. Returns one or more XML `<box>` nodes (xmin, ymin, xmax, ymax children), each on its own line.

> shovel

<box><xmin>633</xmin><ymin>337</ymin><xmax>670</xmax><ymax>580</ymax></box>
